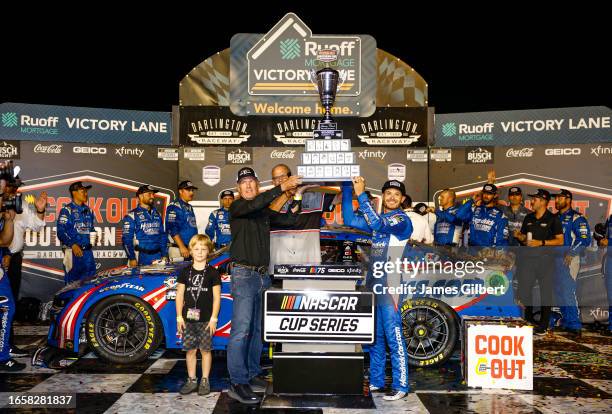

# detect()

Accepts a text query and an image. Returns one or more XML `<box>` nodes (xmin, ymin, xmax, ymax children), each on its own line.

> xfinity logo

<box><xmin>115</xmin><ymin>146</ymin><xmax>144</xmax><ymax>158</ymax></box>
<box><xmin>544</xmin><ymin>148</ymin><xmax>581</xmax><ymax>156</ymax></box>
<box><xmin>270</xmin><ymin>149</ymin><xmax>296</xmax><ymax>159</ymax></box>
<box><xmin>590</xmin><ymin>145</ymin><xmax>612</xmax><ymax>157</ymax></box>
<box><xmin>505</xmin><ymin>148</ymin><xmax>534</xmax><ymax>158</ymax></box>
<box><xmin>73</xmin><ymin>146</ymin><xmax>107</xmax><ymax>155</ymax></box>
<box><xmin>33</xmin><ymin>144</ymin><xmax>62</xmax><ymax>154</ymax></box>
<box><xmin>359</xmin><ymin>150</ymin><xmax>386</xmax><ymax>160</ymax></box>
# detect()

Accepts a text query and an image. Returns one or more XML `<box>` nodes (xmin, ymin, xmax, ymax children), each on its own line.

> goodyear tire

<box><xmin>85</xmin><ymin>295</ymin><xmax>163</xmax><ymax>364</ymax></box>
<box><xmin>400</xmin><ymin>298</ymin><xmax>458</xmax><ymax>367</ymax></box>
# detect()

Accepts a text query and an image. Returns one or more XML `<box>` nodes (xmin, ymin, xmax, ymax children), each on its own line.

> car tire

<box><xmin>400</xmin><ymin>297</ymin><xmax>458</xmax><ymax>367</ymax></box>
<box><xmin>85</xmin><ymin>295</ymin><xmax>163</xmax><ymax>364</ymax></box>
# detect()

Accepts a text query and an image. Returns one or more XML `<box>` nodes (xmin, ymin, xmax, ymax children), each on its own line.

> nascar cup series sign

<box><xmin>230</xmin><ymin>13</ymin><xmax>377</xmax><ymax>117</ymax></box>
<box><xmin>264</xmin><ymin>290</ymin><xmax>374</xmax><ymax>343</ymax></box>
<box><xmin>467</xmin><ymin>325</ymin><xmax>533</xmax><ymax>390</ymax></box>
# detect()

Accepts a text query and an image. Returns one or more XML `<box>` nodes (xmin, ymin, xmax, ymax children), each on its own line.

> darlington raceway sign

<box><xmin>230</xmin><ymin>13</ymin><xmax>377</xmax><ymax>117</ymax></box>
<box><xmin>264</xmin><ymin>290</ymin><xmax>374</xmax><ymax>343</ymax></box>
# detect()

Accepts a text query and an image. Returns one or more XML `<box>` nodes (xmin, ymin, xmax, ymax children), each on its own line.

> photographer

<box><xmin>1</xmin><ymin>177</ymin><xmax>46</xmax><ymax>358</ymax></box>
<box><xmin>0</xmin><ymin>168</ymin><xmax>23</xmax><ymax>371</ymax></box>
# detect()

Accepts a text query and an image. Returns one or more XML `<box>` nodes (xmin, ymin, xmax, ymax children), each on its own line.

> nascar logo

<box><xmin>280</xmin><ymin>295</ymin><xmax>358</xmax><ymax>311</ymax></box>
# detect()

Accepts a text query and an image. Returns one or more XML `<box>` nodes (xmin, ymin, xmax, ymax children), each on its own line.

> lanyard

<box><xmin>188</xmin><ymin>266</ymin><xmax>207</xmax><ymax>305</ymax></box>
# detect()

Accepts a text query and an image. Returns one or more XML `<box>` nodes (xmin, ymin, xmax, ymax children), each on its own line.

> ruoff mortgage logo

<box><xmin>444</xmin><ymin>122</ymin><xmax>495</xmax><ymax>143</ymax></box>
<box><xmin>465</xmin><ymin>147</ymin><xmax>494</xmax><ymax>164</ymax></box>
<box><xmin>358</xmin><ymin>118</ymin><xmax>422</xmax><ymax>145</ymax></box>
<box><xmin>187</xmin><ymin>117</ymin><xmax>251</xmax><ymax>145</ymax></box>
<box><xmin>246</xmin><ymin>13</ymin><xmax>361</xmax><ymax>97</ymax></box>
<box><xmin>1</xmin><ymin>113</ymin><xmax>59</xmax><ymax>136</ymax></box>
<box><xmin>273</xmin><ymin>117</ymin><xmax>318</xmax><ymax>144</ymax></box>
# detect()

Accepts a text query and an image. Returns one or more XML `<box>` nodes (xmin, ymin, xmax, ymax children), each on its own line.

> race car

<box><xmin>37</xmin><ymin>229</ymin><xmax>519</xmax><ymax>368</ymax></box>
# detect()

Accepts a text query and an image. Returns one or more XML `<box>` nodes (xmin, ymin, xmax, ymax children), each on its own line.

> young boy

<box><xmin>176</xmin><ymin>234</ymin><xmax>221</xmax><ymax>395</ymax></box>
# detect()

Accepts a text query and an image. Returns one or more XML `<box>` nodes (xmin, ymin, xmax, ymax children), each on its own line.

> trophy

<box><xmin>297</xmin><ymin>50</ymin><xmax>359</xmax><ymax>182</ymax></box>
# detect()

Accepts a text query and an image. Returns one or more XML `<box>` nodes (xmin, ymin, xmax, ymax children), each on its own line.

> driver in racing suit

<box><xmin>342</xmin><ymin>177</ymin><xmax>413</xmax><ymax>401</ymax></box>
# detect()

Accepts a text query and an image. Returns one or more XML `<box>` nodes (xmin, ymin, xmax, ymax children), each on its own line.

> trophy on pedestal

<box><xmin>296</xmin><ymin>50</ymin><xmax>360</xmax><ymax>182</ymax></box>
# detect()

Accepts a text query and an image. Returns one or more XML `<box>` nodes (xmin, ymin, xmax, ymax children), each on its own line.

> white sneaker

<box><xmin>369</xmin><ymin>384</ymin><xmax>381</xmax><ymax>392</ymax></box>
<box><xmin>383</xmin><ymin>390</ymin><xmax>407</xmax><ymax>401</ymax></box>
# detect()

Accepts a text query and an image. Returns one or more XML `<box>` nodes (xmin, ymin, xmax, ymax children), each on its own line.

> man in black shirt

<box><xmin>227</xmin><ymin>167</ymin><xmax>301</xmax><ymax>404</ymax></box>
<box><xmin>513</xmin><ymin>189</ymin><xmax>564</xmax><ymax>334</ymax></box>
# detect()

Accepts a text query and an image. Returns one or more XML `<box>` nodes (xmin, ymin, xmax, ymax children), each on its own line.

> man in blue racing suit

<box><xmin>122</xmin><ymin>185</ymin><xmax>168</xmax><ymax>266</ymax></box>
<box><xmin>166</xmin><ymin>180</ymin><xmax>199</xmax><ymax>260</ymax></box>
<box><xmin>454</xmin><ymin>184</ymin><xmax>509</xmax><ymax>247</ymax></box>
<box><xmin>57</xmin><ymin>181</ymin><xmax>97</xmax><ymax>284</ymax></box>
<box><xmin>553</xmin><ymin>189</ymin><xmax>591</xmax><ymax>335</ymax></box>
<box><xmin>602</xmin><ymin>215</ymin><xmax>612</xmax><ymax>335</ymax></box>
<box><xmin>342</xmin><ymin>177</ymin><xmax>413</xmax><ymax>401</ymax></box>
<box><xmin>432</xmin><ymin>188</ymin><xmax>464</xmax><ymax>246</ymax></box>
<box><xmin>205</xmin><ymin>190</ymin><xmax>234</xmax><ymax>249</ymax></box>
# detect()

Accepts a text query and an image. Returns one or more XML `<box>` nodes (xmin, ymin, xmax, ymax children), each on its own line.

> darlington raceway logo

<box><xmin>246</xmin><ymin>13</ymin><xmax>361</xmax><ymax>97</ymax></box>
<box><xmin>273</xmin><ymin>118</ymin><xmax>318</xmax><ymax>144</ymax></box>
<box><xmin>358</xmin><ymin>118</ymin><xmax>422</xmax><ymax>145</ymax></box>
<box><xmin>187</xmin><ymin>117</ymin><xmax>251</xmax><ymax>145</ymax></box>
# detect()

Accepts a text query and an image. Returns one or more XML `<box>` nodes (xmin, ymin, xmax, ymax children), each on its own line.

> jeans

<box><xmin>227</xmin><ymin>265</ymin><xmax>271</xmax><ymax>384</ymax></box>
<box><xmin>0</xmin><ymin>272</ymin><xmax>15</xmax><ymax>362</ymax></box>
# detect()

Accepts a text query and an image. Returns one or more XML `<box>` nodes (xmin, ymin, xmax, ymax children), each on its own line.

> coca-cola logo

<box><xmin>270</xmin><ymin>149</ymin><xmax>296</xmax><ymax>159</ymax></box>
<box><xmin>33</xmin><ymin>144</ymin><xmax>63</xmax><ymax>154</ymax></box>
<box><xmin>505</xmin><ymin>147</ymin><xmax>534</xmax><ymax>158</ymax></box>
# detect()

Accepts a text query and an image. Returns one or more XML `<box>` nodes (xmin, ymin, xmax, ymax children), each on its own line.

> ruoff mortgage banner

<box><xmin>435</xmin><ymin>106</ymin><xmax>612</xmax><ymax>147</ymax></box>
<box><xmin>230</xmin><ymin>13</ymin><xmax>377</xmax><ymax>117</ymax></box>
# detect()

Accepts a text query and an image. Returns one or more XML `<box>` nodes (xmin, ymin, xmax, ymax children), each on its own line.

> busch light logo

<box><xmin>466</xmin><ymin>147</ymin><xmax>494</xmax><ymax>164</ymax></box>
<box><xmin>226</xmin><ymin>148</ymin><xmax>253</xmax><ymax>165</ymax></box>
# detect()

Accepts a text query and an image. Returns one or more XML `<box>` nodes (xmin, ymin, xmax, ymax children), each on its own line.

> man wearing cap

<box><xmin>553</xmin><ymin>189</ymin><xmax>591</xmax><ymax>334</ymax></box>
<box><xmin>430</xmin><ymin>189</ymin><xmax>465</xmax><ymax>246</ymax></box>
<box><xmin>454</xmin><ymin>184</ymin><xmax>509</xmax><ymax>247</ymax></box>
<box><xmin>122</xmin><ymin>185</ymin><xmax>168</xmax><ymax>266</ymax></box>
<box><xmin>166</xmin><ymin>181</ymin><xmax>199</xmax><ymax>261</ymax></box>
<box><xmin>513</xmin><ymin>189</ymin><xmax>564</xmax><ymax>334</ymax></box>
<box><xmin>57</xmin><ymin>181</ymin><xmax>97</xmax><ymax>284</ymax></box>
<box><xmin>227</xmin><ymin>167</ymin><xmax>301</xmax><ymax>405</ymax></box>
<box><xmin>205</xmin><ymin>190</ymin><xmax>234</xmax><ymax>250</ymax></box>
<box><xmin>342</xmin><ymin>177</ymin><xmax>412</xmax><ymax>401</ymax></box>
<box><xmin>501</xmin><ymin>187</ymin><xmax>532</xmax><ymax>246</ymax></box>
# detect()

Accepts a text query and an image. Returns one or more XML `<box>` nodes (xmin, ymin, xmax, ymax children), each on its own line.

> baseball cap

<box><xmin>178</xmin><ymin>180</ymin><xmax>198</xmax><ymax>190</ymax></box>
<box><xmin>413</xmin><ymin>202</ymin><xmax>428</xmax><ymax>216</ymax></box>
<box><xmin>220</xmin><ymin>190</ymin><xmax>235</xmax><ymax>199</ymax></box>
<box><xmin>136</xmin><ymin>184</ymin><xmax>159</xmax><ymax>195</ymax></box>
<box><xmin>508</xmin><ymin>186</ymin><xmax>522</xmax><ymax>195</ymax></box>
<box><xmin>528</xmin><ymin>188</ymin><xmax>551</xmax><ymax>201</ymax></box>
<box><xmin>552</xmin><ymin>188</ymin><xmax>573</xmax><ymax>199</ymax></box>
<box><xmin>69</xmin><ymin>181</ymin><xmax>92</xmax><ymax>193</ymax></box>
<box><xmin>237</xmin><ymin>167</ymin><xmax>258</xmax><ymax>183</ymax></box>
<box><xmin>381</xmin><ymin>180</ymin><xmax>406</xmax><ymax>196</ymax></box>
<box><xmin>481</xmin><ymin>184</ymin><xmax>498</xmax><ymax>194</ymax></box>
<box><xmin>6</xmin><ymin>176</ymin><xmax>23</xmax><ymax>188</ymax></box>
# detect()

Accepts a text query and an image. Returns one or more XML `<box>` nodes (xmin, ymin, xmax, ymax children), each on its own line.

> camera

<box><xmin>1</xmin><ymin>194</ymin><xmax>23</xmax><ymax>214</ymax></box>
<box><xmin>0</xmin><ymin>159</ymin><xmax>24</xmax><ymax>213</ymax></box>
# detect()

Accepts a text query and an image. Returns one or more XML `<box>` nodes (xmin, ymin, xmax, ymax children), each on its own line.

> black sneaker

<box><xmin>179</xmin><ymin>377</ymin><xmax>198</xmax><ymax>395</ymax></box>
<box><xmin>0</xmin><ymin>358</ymin><xmax>26</xmax><ymax>372</ymax></box>
<box><xmin>227</xmin><ymin>383</ymin><xmax>260</xmax><ymax>405</ymax></box>
<box><xmin>9</xmin><ymin>346</ymin><xmax>29</xmax><ymax>358</ymax></box>
<box><xmin>249</xmin><ymin>375</ymin><xmax>269</xmax><ymax>393</ymax></box>
<box><xmin>534</xmin><ymin>327</ymin><xmax>547</xmax><ymax>336</ymax></box>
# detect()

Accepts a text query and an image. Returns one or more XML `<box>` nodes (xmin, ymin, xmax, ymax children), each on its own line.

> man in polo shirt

<box><xmin>513</xmin><ymin>189</ymin><xmax>564</xmax><ymax>334</ymax></box>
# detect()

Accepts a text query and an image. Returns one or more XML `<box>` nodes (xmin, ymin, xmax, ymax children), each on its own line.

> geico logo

<box><xmin>545</xmin><ymin>148</ymin><xmax>581</xmax><ymax>155</ymax></box>
<box><xmin>327</xmin><ymin>268</ymin><xmax>346</xmax><ymax>273</ymax></box>
<box><xmin>73</xmin><ymin>147</ymin><xmax>107</xmax><ymax>154</ymax></box>
<box><xmin>299</xmin><ymin>295</ymin><xmax>358</xmax><ymax>311</ymax></box>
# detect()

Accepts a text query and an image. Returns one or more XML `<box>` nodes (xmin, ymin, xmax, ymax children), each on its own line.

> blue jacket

<box><xmin>455</xmin><ymin>199</ymin><xmax>509</xmax><ymax>247</ymax></box>
<box><xmin>205</xmin><ymin>208</ymin><xmax>232</xmax><ymax>248</ymax></box>
<box><xmin>165</xmin><ymin>198</ymin><xmax>198</xmax><ymax>247</ymax></box>
<box><xmin>57</xmin><ymin>202</ymin><xmax>95</xmax><ymax>249</ymax></box>
<box><xmin>122</xmin><ymin>205</ymin><xmax>168</xmax><ymax>260</ymax></box>
<box><xmin>557</xmin><ymin>208</ymin><xmax>591</xmax><ymax>256</ymax></box>
<box><xmin>434</xmin><ymin>204</ymin><xmax>464</xmax><ymax>246</ymax></box>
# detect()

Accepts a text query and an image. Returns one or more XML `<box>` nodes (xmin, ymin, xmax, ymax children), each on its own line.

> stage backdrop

<box><xmin>428</xmin><ymin>143</ymin><xmax>612</xmax><ymax>323</ymax></box>
<box><xmin>15</xmin><ymin>141</ymin><xmax>178</xmax><ymax>300</ymax></box>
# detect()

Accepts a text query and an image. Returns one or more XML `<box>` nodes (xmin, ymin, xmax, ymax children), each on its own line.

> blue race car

<box><xmin>40</xmin><ymin>229</ymin><xmax>519</xmax><ymax>367</ymax></box>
